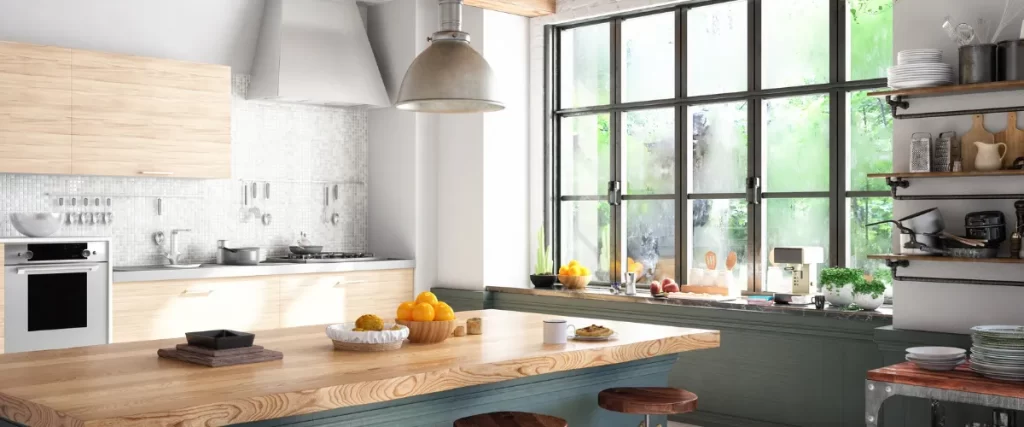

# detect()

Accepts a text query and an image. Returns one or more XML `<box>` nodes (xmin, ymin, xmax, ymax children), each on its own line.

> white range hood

<box><xmin>249</xmin><ymin>0</ymin><xmax>389</xmax><ymax>107</ymax></box>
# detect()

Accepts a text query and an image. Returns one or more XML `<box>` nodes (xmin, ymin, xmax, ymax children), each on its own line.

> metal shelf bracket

<box><xmin>885</xmin><ymin>259</ymin><xmax>910</xmax><ymax>279</ymax></box>
<box><xmin>885</xmin><ymin>177</ymin><xmax>910</xmax><ymax>198</ymax></box>
<box><xmin>885</xmin><ymin>95</ymin><xmax>909</xmax><ymax>118</ymax></box>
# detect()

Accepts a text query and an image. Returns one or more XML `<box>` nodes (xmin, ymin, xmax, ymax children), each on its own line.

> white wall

<box><xmin>891</xmin><ymin>0</ymin><xmax>1024</xmax><ymax>334</ymax></box>
<box><xmin>0</xmin><ymin>0</ymin><xmax>264</xmax><ymax>73</ymax></box>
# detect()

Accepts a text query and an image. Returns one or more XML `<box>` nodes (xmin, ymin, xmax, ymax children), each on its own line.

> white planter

<box><xmin>853</xmin><ymin>292</ymin><xmax>884</xmax><ymax>311</ymax></box>
<box><xmin>823</xmin><ymin>283</ymin><xmax>855</xmax><ymax>307</ymax></box>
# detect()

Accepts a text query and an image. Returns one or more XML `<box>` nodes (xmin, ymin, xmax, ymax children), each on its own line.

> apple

<box><xmin>663</xmin><ymin>282</ymin><xmax>680</xmax><ymax>293</ymax></box>
<box><xmin>650</xmin><ymin>282</ymin><xmax>662</xmax><ymax>295</ymax></box>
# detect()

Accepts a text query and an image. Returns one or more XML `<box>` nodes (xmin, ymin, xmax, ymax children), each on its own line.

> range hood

<box><xmin>249</xmin><ymin>0</ymin><xmax>389</xmax><ymax>107</ymax></box>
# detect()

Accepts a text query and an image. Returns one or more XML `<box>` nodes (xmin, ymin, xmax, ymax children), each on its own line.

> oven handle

<box><xmin>17</xmin><ymin>264</ymin><xmax>102</xmax><ymax>275</ymax></box>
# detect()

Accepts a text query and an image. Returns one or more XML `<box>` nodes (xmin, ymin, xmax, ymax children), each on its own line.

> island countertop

<box><xmin>0</xmin><ymin>309</ymin><xmax>719</xmax><ymax>427</ymax></box>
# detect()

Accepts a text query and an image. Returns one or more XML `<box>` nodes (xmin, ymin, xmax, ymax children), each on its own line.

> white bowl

<box><xmin>906</xmin><ymin>346</ymin><xmax>967</xmax><ymax>360</ymax></box>
<box><xmin>10</xmin><ymin>212</ymin><xmax>63</xmax><ymax>237</ymax></box>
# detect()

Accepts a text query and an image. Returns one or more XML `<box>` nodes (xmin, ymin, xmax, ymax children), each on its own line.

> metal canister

<box><xmin>960</xmin><ymin>44</ymin><xmax>998</xmax><ymax>84</ymax></box>
<box><xmin>998</xmin><ymin>39</ymin><xmax>1024</xmax><ymax>81</ymax></box>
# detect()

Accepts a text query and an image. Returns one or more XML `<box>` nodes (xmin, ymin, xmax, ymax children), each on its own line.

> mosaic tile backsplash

<box><xmin>0</xmin><ymin>75</ymin><xmax>368</xmax><ymax>266</ymax></box>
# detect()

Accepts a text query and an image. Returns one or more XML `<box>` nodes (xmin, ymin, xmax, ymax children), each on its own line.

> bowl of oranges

<box><xmin>395</xmin><ymin>291</ymin><xmax>457</xmax><ymax>344</ymax></box>
<box><xmin>557</xmin><ymin>260</ymin><xmax>592</xmax><ymax>290</ymax></box>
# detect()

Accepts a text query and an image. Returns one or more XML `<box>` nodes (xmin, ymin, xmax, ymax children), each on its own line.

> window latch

<box><xmin>745</xmin><ymin>177</ymin><xmax>761</xmax><ymax>205</ymax></box>
<box><xmin>607</xmin><ymin>181</ymin><xmax>621</xmax><ymax>206</ymax></box>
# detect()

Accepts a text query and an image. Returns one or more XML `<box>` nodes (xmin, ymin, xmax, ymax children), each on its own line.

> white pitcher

<box><xmin>974</xmin><ymin>141</ymin><xmax>1007</xmax><ymax>171</ymax></box>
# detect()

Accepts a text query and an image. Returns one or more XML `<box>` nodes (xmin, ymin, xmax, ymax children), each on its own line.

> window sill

<box><xmin>484</xmin><ymin>285</ymin><xmax>893</xmax><ymax>321</ymax></box>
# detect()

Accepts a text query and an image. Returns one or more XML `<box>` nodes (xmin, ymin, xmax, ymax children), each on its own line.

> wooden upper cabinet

<box><xmin>70</xmin><ymin>50</ymin><xmax>231</xmax><ymax>178</ymax></box>
<box><xmin>0</xmin><ymin>42</ymin><xmax>72</xmax><ymax>174</ymax></box>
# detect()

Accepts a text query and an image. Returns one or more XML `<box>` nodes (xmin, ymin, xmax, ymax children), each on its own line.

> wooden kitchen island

<box><xmin>0</xmin><ymin>309</ymin><xmax>719</xmax><ymax>427</ymax></box>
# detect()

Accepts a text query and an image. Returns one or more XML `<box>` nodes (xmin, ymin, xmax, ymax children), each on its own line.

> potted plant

<box><xmin>819</xmin><ymin>267</ymin><xmax>862</xmax><ymax>307</ymax></box>
<box><xmin>530</xmin><ymin>229</ymin><xmax>557</xmax><ymax>288</ymax></box>
<box><xmin>853</xmin><ymin>275</ymin><xmax>886</xmax><ymax>311</ymax></box>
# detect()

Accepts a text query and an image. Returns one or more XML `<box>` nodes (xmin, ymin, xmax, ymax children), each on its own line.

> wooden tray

<box><xmin>175</xmin><ymin>344</ymin><xmax>264</xmax><ymax>357</ymax></box>
<box><xmin>331</xmin><ymin>340</ymin><xmax>403</xmax><ymax>352</ymax></box>
<box><xmin>158</xmin><ymin>347</ymin><xmax>283</xmax><ymax>367</ymax></box>
<box><xmin>678</xmin><ymin>285</ymin><xmax>730</xmax><ymax>296</ymax></box>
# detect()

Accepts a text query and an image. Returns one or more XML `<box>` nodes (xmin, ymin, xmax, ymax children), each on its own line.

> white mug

<box><xmin>543</xmin><ymin>319</ymin><xmax>576</xmax><ymax>344</ymax></box>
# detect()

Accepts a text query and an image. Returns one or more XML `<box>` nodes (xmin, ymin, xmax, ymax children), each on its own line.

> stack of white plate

<box><xmin>970</xmin><ymin>325</ymin><xmax>1024</xmax><ymax>382</ymax></box>
<box><xmin>888</xmin><ymin>49</ymin><xmax>954</xmax><ymax>89</ymax></box>
<box><xmin>906</xmin><ymin>346</ymin><xmax>967</xmax><ymax>371</ymax></box>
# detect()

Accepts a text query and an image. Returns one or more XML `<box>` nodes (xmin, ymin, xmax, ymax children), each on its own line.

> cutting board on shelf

<box><xmin>962</xmin><ymin>114</ymin><xmax>994</xmax><ymax>172</ymax></box>
<box><xmin>1001</xmin><ymin>112</ymin><xmax>1024</xmax><ymax>168</ymax></box>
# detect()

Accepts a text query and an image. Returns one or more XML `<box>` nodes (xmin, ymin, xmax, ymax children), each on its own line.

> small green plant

<box><xmin>819</xmin><ymin>267</ymin><xmax>864</xmax><ymax>291</ymax></box>
<box><xmin>534</xmin><ymin>228</ymin><xmax>553</xmax><ymax>275</ymax></box>
<box><xmin>854</xmin><ymin>276</ymin><xmax>887</xmax><ymax>299</ymax></box>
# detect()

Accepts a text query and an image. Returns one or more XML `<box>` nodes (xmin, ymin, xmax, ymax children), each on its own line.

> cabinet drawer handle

<box><xmin>180</xmin><ymin>289</ymin><xmax>213</xmax><ymax>297</ymax></box>
<box><xmin>334</xmin><ymin>280</ymin><xmax>367</xmax><ymax>287</ymax></box>
<box><xmin>140</xmin><ymin>171</ymin><xmax>175</xmax><ymax>176</ymax></box>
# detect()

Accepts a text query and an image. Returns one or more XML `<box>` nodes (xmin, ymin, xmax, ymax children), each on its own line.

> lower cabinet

<box><xmin>112</xmin><ymin>268</ymin><xmax>414</xmax><ymax>343</ymax></box>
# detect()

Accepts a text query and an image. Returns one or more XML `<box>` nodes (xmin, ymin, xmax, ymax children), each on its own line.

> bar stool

<box><xmin>598</xmin><ymin>387</ymin><xmax>698</xmax><ymax>427</ymax></box>
<box><xmin>454</xmin><ymin>411</ymin><xmax>567</xmax><ymax>427</ymax></box>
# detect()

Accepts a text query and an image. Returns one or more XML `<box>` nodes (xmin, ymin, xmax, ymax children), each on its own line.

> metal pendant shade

<box><xmin>395</xmin><ymin>0</ymin><xmax>504</xmax><ymax>113</ymax></box>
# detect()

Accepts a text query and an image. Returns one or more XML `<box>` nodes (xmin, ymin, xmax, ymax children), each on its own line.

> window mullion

<box><xmin>748</xmin><ymin>0</ymin><xmax>763</xmax><ymax>291</ymax></box>
<box><xmin>676</xmin><ymin>7</ymin><xmax>687</xmax><ymax>284</ymax></box>
<box><xmin>610</xmin><ymin>18</ymin><xmax>624</xmax><ymax>286</ymax></box>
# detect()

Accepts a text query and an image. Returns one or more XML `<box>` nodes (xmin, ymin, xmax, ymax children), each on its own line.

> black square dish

<box><xmin>185</xmin><ymin>330</ymin><xmax>255</xmax><ymax>350</ymax></box>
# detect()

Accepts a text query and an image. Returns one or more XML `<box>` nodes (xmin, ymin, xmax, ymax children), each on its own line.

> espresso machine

<box><xmin>772</xmin><ymin>246</ymin><xmax>824</xmax><ymax>304</ymax></box>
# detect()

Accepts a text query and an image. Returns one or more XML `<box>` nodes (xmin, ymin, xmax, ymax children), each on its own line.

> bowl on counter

<box><xmin>10</xmin><ymin>212</ymin><xmax>63</xmax><ymax>237</ymax></box>
<box><xmin>395</xmin><ymin>319</ymin><xmax>456</xmax><ymax>344</ymax></box>
<box><xmin>530</xmin><ymin>274</ymin><xmax>558</xmax><ymax>288</ymax></box>
<box><xmin>185</xmin><ymin>329</ymin><xmax>255</xmax><ymax>350</ymax></box>
<box><xmin>557</xmin><ymin>274</ymin><xmax>591</xmax><ymax>290</ymax></box>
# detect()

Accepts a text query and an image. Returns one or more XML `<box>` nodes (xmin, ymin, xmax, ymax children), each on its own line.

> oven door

<box><xmin>4</xmin><ymin>263</ymin><xmax>109</xmax><ymax>353</ymax></box>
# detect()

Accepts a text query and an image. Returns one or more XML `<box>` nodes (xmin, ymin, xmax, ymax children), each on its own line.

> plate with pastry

<box><xmin>570</xmin><ymin>324</ymin><xmax>617</xmax><ymax>341</ymax></box>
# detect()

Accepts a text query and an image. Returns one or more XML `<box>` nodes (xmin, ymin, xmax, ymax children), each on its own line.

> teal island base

<box><xmin>234</xmin><ymin>355</ymin><xmax>678</xmax><ymax>427</ymax></box>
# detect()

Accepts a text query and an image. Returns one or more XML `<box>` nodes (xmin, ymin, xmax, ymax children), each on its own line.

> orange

<box><xmin>569</xmin><ymin>265</ymin><xmax>583</xmax><ymax>276</ymax></box>
<box><xmin>412</xmin><ymin>302</ymin><xmax>436</xmax><ymax>321</ymax></box>
<box><xmin>415</xmin><ymin>291</ymin><xmax>438</xmax><ymax>305</ymax></box>
<box><xmin>396</xmin><ymin>301</ymin><xmax>416</xmax><ymax>321</ymax></box>
<box><xmin>434</xmin><ymin>302</ymin><xmax>456</xmax><ymax>321</ymax></box>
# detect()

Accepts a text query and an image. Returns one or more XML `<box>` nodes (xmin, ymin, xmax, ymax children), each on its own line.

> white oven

<box><xmin>4</xmin><ymin>241</ymin><xmax>109</xmax><ymax>353</ymax></box>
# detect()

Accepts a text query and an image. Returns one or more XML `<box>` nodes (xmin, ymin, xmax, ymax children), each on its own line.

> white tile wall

<box><xmin>0</xmin><ymin>75</ymin><xmax>369</xmax><ymax>266</ymax></box>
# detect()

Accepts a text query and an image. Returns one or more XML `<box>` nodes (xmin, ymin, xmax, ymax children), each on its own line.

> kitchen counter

<box><xmin>486</xmin><ymin>286</ymin><xmax>893</xmax><ymax>321</ymax></box>
<box><xmin>0</xmin><ymin>309</ymin><xmax>719</xmax><ymax>427</ymax></box>
<box><xmin>112</xmin><ymin>258</ymin><xmax>415</xmax><ymax>282</ymax></box>
<box><xmin>0</xmin><ymin>236</ymin><xmax>112</xmax><ymax>243</ymax></box>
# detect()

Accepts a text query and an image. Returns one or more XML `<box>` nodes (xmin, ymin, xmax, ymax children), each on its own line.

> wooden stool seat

<box><xmin>454</xmin><ymin>411</ymin><xmax>567</xmax><ymax>427</ymax></box>
<box><xmin>598</xmin><ymin>387</ymin><xmax>698</xmax><ymax>415</ymax></box>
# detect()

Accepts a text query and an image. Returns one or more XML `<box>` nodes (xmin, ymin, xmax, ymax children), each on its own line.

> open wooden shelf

<box><xmin>868</xmin><ymin>80</ymin><xmax>1024</xmax><ymax>98</ymax></box>
<box><xmin>867</xmin><ymin>254</ymin><xmax>1024</xmax><ymax>264</ymax></box>
<box><xmin>868</xmin><ymin>170</ymin><xmax>1024</xmax><ymax>179</ymax></box>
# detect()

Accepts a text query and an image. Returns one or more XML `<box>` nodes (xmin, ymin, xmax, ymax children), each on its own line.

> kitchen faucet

<box><xmin>164</xmin><ymin>229</ymin><xmax>192</xmax><ymax>265</ymax></box>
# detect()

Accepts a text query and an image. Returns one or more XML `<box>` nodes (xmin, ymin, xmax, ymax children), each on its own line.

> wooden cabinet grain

<box><xmin>0</xmin><ymin>42</ymin><xmax>72</xmax><ymax>175</ymax></box>
<box><xmin>280</xmin><ymin>269</ymin><xmax>414</xmax><ymax>328</ymax></box>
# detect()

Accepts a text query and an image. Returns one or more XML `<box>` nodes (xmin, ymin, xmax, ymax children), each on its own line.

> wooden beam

<box><xmin>465</xmin><ymin>0</ymin><xmax>555</xmax><ymax>17</ymax></box>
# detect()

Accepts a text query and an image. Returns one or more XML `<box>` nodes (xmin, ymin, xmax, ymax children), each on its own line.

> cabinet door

<box><xmin>113</xmin><ymin>276</ymin><xmax>279</xmax><ymax>343</ymax></box>
<box><xmin>280</xmin><ymin>269</ymin><xmax>414</xmax><ymax>328</ymax></box>
<box><xmin>0</xmin><ymin>42</ymin><xmax>72</xmax><ymax>174</ymax></box>
<box><xmin>71</xmin><ymin>50</ymin><xmax>231</xmax><ymax>178</ymax></box>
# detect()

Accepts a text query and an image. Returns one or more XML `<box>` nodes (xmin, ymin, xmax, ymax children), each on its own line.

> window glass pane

<box><xmin>623</xmin><ymin>12</ymin><xmax>675</xmax><ymax>102</ymax></box>
<box><xmin>625</xmin><ymin>108</ymin><xmax>675</xmax><ymax>195</ymax></box>
<box><xmin>626</xmin><ymin>199</ymin><xmax>675</xmax><ymax>283</ymax></box>
<box><xmin>764</xmin><ymin>94</ymin><xmax>830</xmax><ymax>192</ymax></box>
<box><xmin>847</xmin><ymin>0</ymin><xmax>893</xmax><ymax>81</ymax></box>
<box><xmin>848</xmin><ymin>197</ymin><xmax>893</xmax><ymax>283</ymax></box>
<box><xmin>848</xmin><ymin>89</ymin><xmax>893</xmax><ymax>191</ymax></box>
<box><xmin>764</xmin><ymin>198</ymin><xmax>829</xmax><ymax>292</ymax></box>
<box><xmin>761</xmin><ymin>0</ymin><xmax>829</xmax><ymax>89</ymax></box>
<box><xmin>560</xmin><ymin>23</ymin><xmax>610</xmax><ymax>108</ymax></box>
<box><xmin>560</xmin><ymin>201</ymin><xmax>611</xmax><ymax>282</ymax></box>
<box><xmin>689</xmin><ymin>199</ymin><xmax>748</xmax><ymax>283</ymax></box>
<box><xmin>560</xmin><ymin>114</ymin><xmax>610</xmax><ymax>195</ymax></box>
<box><xmin>687</xmin><ymin>1</ymin><xmax>747</xmax><ymax>96</ymax></box>
<box><xmin>690</xmin><ymin>102</ymin><xmax>748</xmax><ymax>193</ymax></box>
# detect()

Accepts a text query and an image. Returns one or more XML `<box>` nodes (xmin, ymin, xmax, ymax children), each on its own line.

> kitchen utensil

<box><xmin>956</xmin><ymin>22</ymin><xmax>976</xmax><ymax>46</ymax></box>
<box><xmin>289</xmin><ymin>245</ymin><xmax>323</xmax><ymax>255</ymax></box>
<box><xmin>157</xmin><ymin>197</ymin><xmax>163</xmax><ymax>216</ymax></box>
<box><xmin>899</xmin><ymin>207</ymin><xmax>945</xmax><ymax>235</ymax></box>
<box><xmin>542</xmin><ymin>319</ymin><xmax>575</xmax><ymax>345</ymax></box>
<box><xmin>963</xmin><ymin>115</ymin><xmax>994</xmax><ymax>172</ymax></box>
<box><xmin>1001</xmin><ymin>112</ymin><xmax>1024</xmax><ymax>168</ymax></box>
<box><xmin>238</xmin><ymin>184</ymin><xmax>250</xmax><ymax>223</ymax></box>
<box><xmin>725</xmin><ymin>251</ymin><xmax>737</xmax><ymax>271</ymax></box>
<box><xmin>105</xmin><ymin>212</ymin><xmax>113</xmax><ymax>224</ymax></box>
<box><xmin>251</xmin><ymin>182</ymin><xmax>258</xmax><ymax>200</ymax></box>
<box><xmin>331</xmin><ymin>213</ymin><xmax>340</xmax><ymax>225</ymax></box>
<box><xmin>960</xmin><ymin>44</ymin><xmax>998</xmax><ymax>84</ymax></box>
<box><xmin>909</xmin><ymin>133</ymin><xmax>931</xmax><ymax>172</ymax></box>
<box><xmin>83</xmin><ymin>197</ymin><xmax>89</xmax><ymax>207</ymax></box>
<box><xmin>156</xmin><ymin>347</ymin><xmax>283</xmax><ymax>368</ymax></box>
<box><xmin>297</xmin><ymin>232</ymin><xmax>313</xmax><ymax>247</ymax></box>
<box><xmin>932</xmin><ymin>131</ymin><xmax>954</xmax><ymax>172</ymax></box>
<box><xmin>84</xmin><ymin>212</ymin><xmax>94</xmax><ymax>225</ymax></box>
<box><xmin>939</xmin><ymin>231</ymin><xmax>988</xmax><ymax>247</ymax></box>
<box><xmin>907</xmin><ymin>346</ymin><xmax>968</xmax><ymax>360</ymax></box>
<box><xmin>705</xmin><ymin>251</ymin><xmax>717</xmax><ymax>270</ymax></box>
<box><xmin>219</xmin><ymin>247</ymin><xmax>261</xmax><ymax>265</ymax></box>
<box><xmin>898</xmin><ymin>49</ymin><xmax>942</xmax><ymax>64</ymax></box>
<box><xmin>93</xmin><ymin>197</ymin><xmax>100</xmax><ymax>206</ymax></box>
<box><xmin>1014</xmin><ymin>201</ymin><xmax>1024</xmax><ymax>258</ymax></box>
<box><xmin>965</xmin><ymin>211</ymin><xmax>1007</xmax><ymax>243</ymax></box>
<box><xmin>10</xmin><ymin>213</ymin><xmax>63</xmax><ymax>237</ymax></box>
<box><xmin>998</xmin><ymin>40</ymin><xmax>1024</xmax><ymax>81</ymax></box>
<box><xmin>185</xmin><ymin>330</ymin><xmax>255</xmax><ymax>350</ymax></box>
<box><xmin>264</xmin><ymin>182</ymin><xmax>270</xmax><ymax>200</ymax></box>
<box><xmin>321</xmin><ymin>186</ymin><xmax>330</xmax><ymax>224</ymax></box>
<box><xmin>58</xmin><ymin>197</ymin><xmax>63</xmax><ymax>207</ymax></box>
<box><xmin>262</xmin><ymin>213</ymin><xmax>272</xmax><ymax>226</ymax></box>
<box><xmin>974</xmin><ymin>141</ymin><xmax>1007</xmax><ymax>171</ymax></box>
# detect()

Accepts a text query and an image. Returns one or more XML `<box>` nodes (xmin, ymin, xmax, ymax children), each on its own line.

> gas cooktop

<box><xmin>265</xmin><ymin>252</ymin><xmax>379</xmax><ymax>263</ymax></box>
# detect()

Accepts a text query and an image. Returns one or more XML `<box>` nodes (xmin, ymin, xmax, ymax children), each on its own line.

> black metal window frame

<box><xmin>545</xmin><ymin>0</ymin><xmax>890</xmax><ymax>290</ymax></box>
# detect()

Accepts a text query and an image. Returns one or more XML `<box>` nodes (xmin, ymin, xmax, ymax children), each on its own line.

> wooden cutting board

<box><xmin>962</xmin><ymin>114</ymin><xmax>994</xmax><ymax>172</ymax></box>
<box><xmin>1003</xmin><ymin>112</ymin><xmax>1024</xmax><ymax>168</ymax></box>
<box><xmin>175</xmin><ymin>344</ymin><xmax>264</xmax><ymax>357</ymax></box>
<box><xmin>158</xmin><ymin>347</ymin><xmax>283</xmax><ymax>367</ymax></box>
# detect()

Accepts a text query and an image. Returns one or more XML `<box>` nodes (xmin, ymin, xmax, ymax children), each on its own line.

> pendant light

<box><xmin>395</xmin><ymin>0</ymin><xmax>504</xmax><ymax>113</ymax></box>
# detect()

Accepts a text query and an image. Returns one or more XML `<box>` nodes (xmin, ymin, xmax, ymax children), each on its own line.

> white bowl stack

<box><xmin>905</xmin><ymin>346</ymin><xmax>967</xmax><ymax>371</ymax></box>
<box><xmin>887</xmin><ymin>49</ymin><xmax>954</xmax><ymax>89</ymax></box>
<box><xmin>970</xmin><ymin>325</ymin><xmax>1024</xmax><ymax>382</ymax></box>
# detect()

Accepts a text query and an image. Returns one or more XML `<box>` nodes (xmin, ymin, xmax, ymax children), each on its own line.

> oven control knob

<box><xmin>81</xmin><ymin>249</ymin><xmax>92</xmax><ymax>258</ymax></box>
<box><xmin>22</xmin><ymin>250</ymin><xmax>33</xmax><ymax>259</ymax></box>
